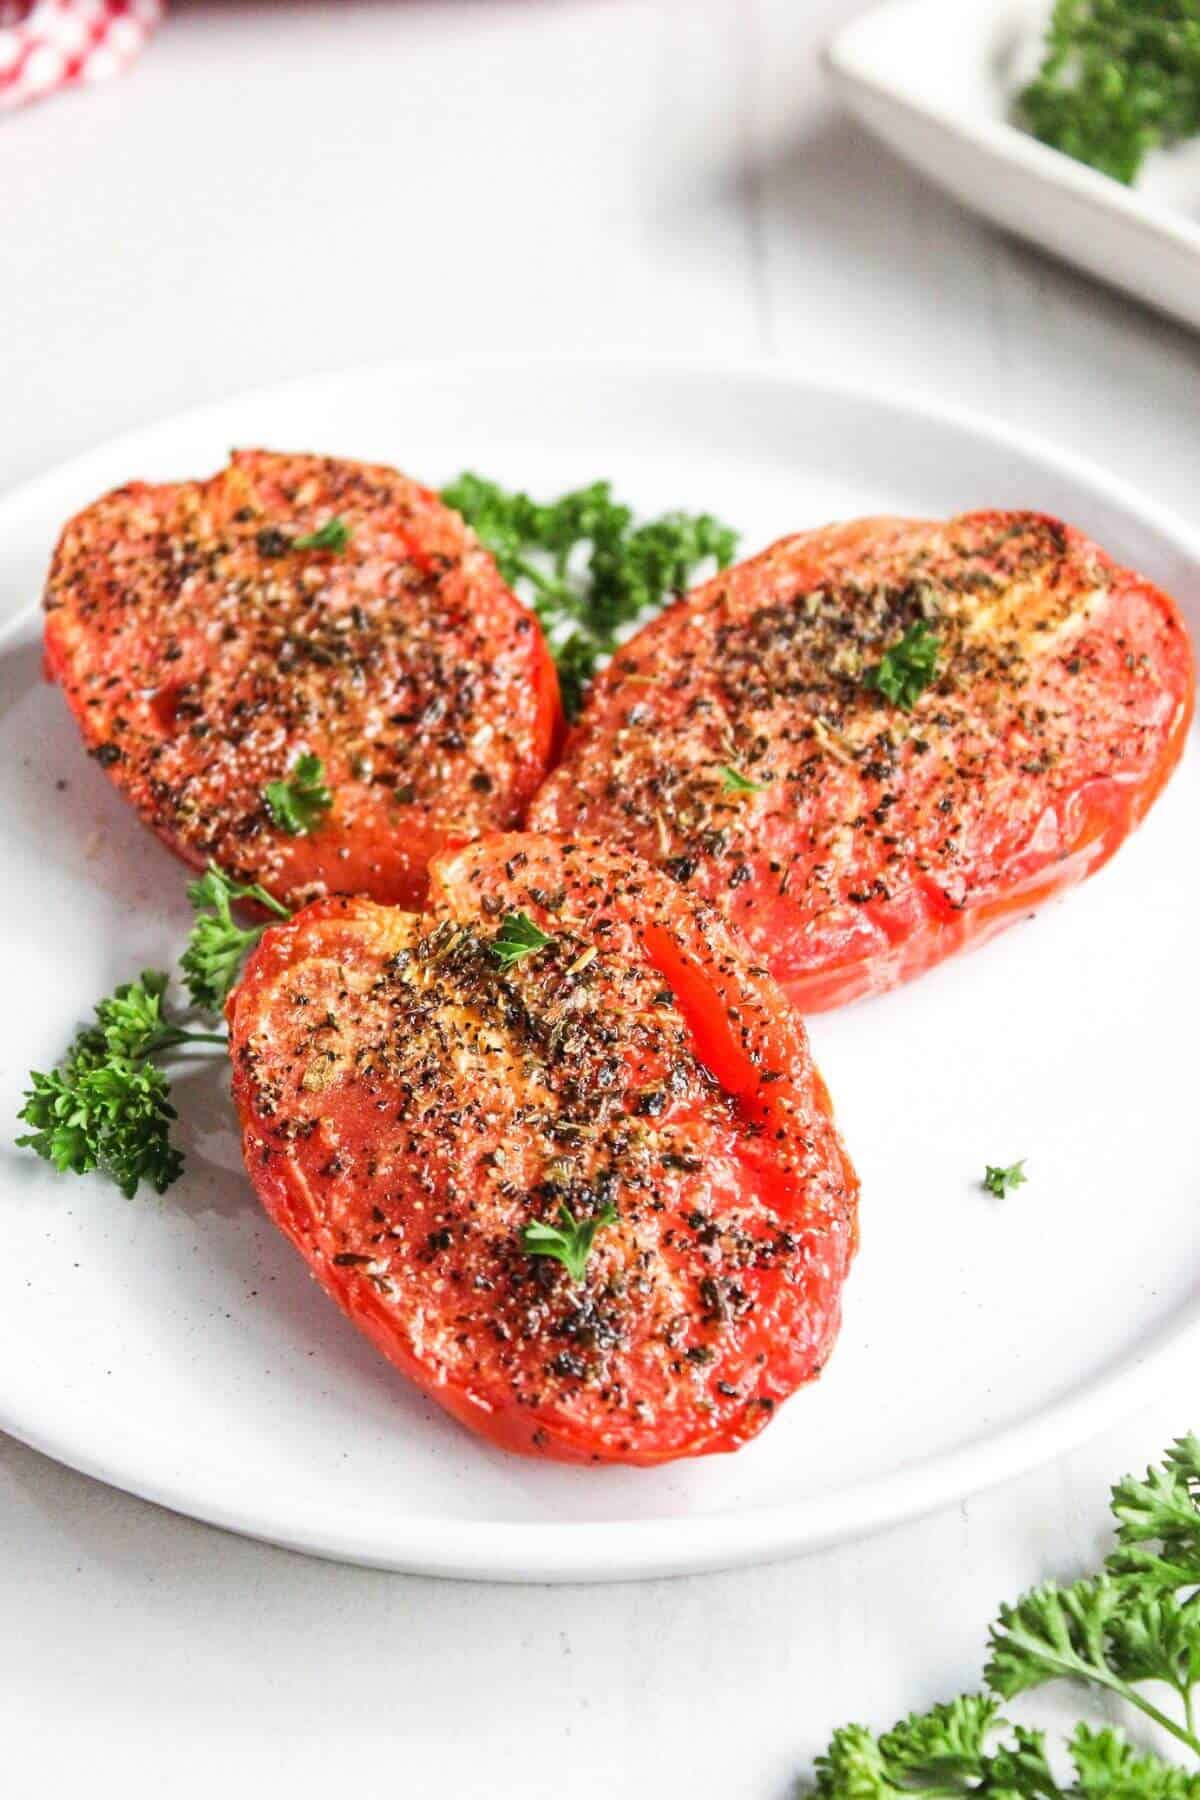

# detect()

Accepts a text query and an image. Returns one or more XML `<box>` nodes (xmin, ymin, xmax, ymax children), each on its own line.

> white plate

<box><xmin>826</xmin><ymin>0</ymin><xmax>1200</xmax><ymax>334</ymax></box>
<box><xmin>0</xmin><ymin>356</ymin><xmax>1197</xmax><ymax>1582</ymax></box>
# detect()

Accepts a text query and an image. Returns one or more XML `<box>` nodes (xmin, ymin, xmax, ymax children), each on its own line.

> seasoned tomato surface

<box><xmin>227</xmin><ymin>835</ymin><xmax>859</xmax><ymax>1465</ymax></box>
<box><xmin>530</xmin><ymin>513</ymin><xmax>1194</xmax><ymax>1010</ymax></box>
<box><xmin>44</xmin><ymin>450</ymin><xmax>561</xmax><ymax>910</ymax></box>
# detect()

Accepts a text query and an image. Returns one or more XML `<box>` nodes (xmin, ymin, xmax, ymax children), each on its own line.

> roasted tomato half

<box><xmin>43</xmin><ymin>450</ymin><xmax>561</xmax><ymax>910</ymax></box>
<box><xmin>530</xmin><ymin>513</ymin><xmax>1194</xmax><ymax>1010</ymax></box>
<box><xmin>227</xmin><ymin>835</ymin><xmax>859</xmax><ymax>1465</ymax></box>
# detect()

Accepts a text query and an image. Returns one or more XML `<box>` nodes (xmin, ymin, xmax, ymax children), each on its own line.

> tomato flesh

<box><xmin>530</xmin><ymin>513</ymin><xmax>1194</xmax><ymax>1010</ymax></box>
<box><xmin>227</xmin><ymin>835</ymin><xmax>859</xmax><ymax>1464</ymax></box>
<box><xmin>44</xmin><ymin>450</ymin><xmax>562</xmax><ymax>910</ymax></box>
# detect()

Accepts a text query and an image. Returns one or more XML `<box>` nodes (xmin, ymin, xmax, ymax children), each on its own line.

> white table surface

<box><xmin>4</xmin><ymin>2</ymin><xmax>1200</xmax><ymax>1793</ymax></box>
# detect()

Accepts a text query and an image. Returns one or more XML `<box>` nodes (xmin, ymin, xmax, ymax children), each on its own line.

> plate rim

<box><xmin>3</xmin><ymin>350</ymin><xmax>1198</xmax><ymax>1582</ymax></box>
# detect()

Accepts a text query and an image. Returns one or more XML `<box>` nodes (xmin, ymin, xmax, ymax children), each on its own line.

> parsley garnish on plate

<box><xmin>263</xmin><ymin>753</ymin><xmax>333</xmax><ymax>837</ymax></box>
<box><xmin>292</xmin><ymin>516</ymin><xmax>352</xmax><ymax>552</ymax></box>
<box><xmin>1017</xmin><ymin>0</ymin><xmax>1200</xmax><ymax>186</ymax></box>
<box><xmin>864</xmin><ymin>620</ymin><xmax>941</xmax><ymax>711</ymax></box>
<box><xmin>16</xmin><ymin>971</ymin><xmax>225</xmax><ymax>1198</ymax></box>
<box><xmin>181</xmin><ymin>862</ymin><xmax>292</xmax><ymax>1014</ymax></box>
<box><xmin>813</xmin><ymin>1436</ymin><xmax>1200</xmax><ymax>1795</ymax></box>
<box><xmin>490</xmin><ymin>911</ymin><xmax>553</xmax><ymax>967</ymax></box>
<box><xmin>520</xmin><ymin>1201</ymin><xmax>619</xmax><ymax>1282</ymax></box>
<box><xmin>441</xmin><ymin>473</ymin><xmax>739</xmax><ymax>718</ymax></box>
<box><xmin>984</xmin><ymin>1159</ymin><xmax>1028</xmax><ymax>1198</ymax></box>
<box><xmin>18</xmin><ymin>869</ymin><xmax>295</xmax><ymax>1196</ymax></box>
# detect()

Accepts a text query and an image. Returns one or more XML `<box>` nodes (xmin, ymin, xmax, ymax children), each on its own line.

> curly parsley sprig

<box><xmin>441</xmin><ymin>473</ymin><xmax>739</xmax><ymax>718</ymax></box>
<box><xmin>811</xmin><ymin>1438</ymin><xmax>1200</xmax><ymax>1800</ymax></box>
<box><xmin>817</xmin><ymin>1706</ymin><xmax>1200</xmax><ymax>1800</ymax></box>
<box><xmin>182</xmin><ymin>863</ymin><xmax>291</xmax><ymax>1014</ymax></box>
<box><xmin>1017</xmin><ymin>0</ymin><xmax>1200</xmax><ymax>186</ymax></box>
<box><xmin>18</xmin><ymin>869</ymin><xmax>294</xmax><ymax>1197</ymax></box>
<box><xmin>1108</xmin><ymin>1436</ymin><xmax>1200</xmax><ymax>1593</ymax></box>
<box><xmin>982</xmin><ymin>1437</ymin><xmax>1200</xmax><ymax>1748</ymax></box>
<box><xmin>16</xmin><ymin>971</ymin><xmax>225</xmax><ymax>1198</ymax></box>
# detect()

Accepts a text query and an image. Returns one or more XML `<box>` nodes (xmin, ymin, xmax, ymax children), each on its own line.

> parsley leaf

<box><xmin>816</xmin><ymin>1710</ymin><xmax>1200</xmax><ymax>1800</ymax></box>
<box><xmin>292</xmin><ymin>517</ymin><xmax>351</xmax><ymax>552</ymax></box>
<box><xmin>864</xmin><ymin>621</ymin><xmax>942</xmax><ymax>711</ymax></box>
<box><xmin>87</xmin><ymin>967</ymin><xmax>173</xmax><ymax>1062</ymax></box>
<box><xmin>1108</xmin><ymin>1437</ymin><xmax>1200</xmax><ymax>1592</ymax></box>
<box><xmin>980</xmin><ymin>1439</ymin><xmax>1200</xmax><ymax>1752</ymax></box>
<box><xmin>1068</xmin><ymin>1723</ymin><xmax>1200</xmax><ymax>1800</ymax></box>
<box><xmin>984</xmin><ymin>1160</ymin><xmax>1028</xmax><ymax>1198</ymax></box>
<box><xmin>441</xmin><ymin>473</ymin><xmax>739</xmax><ymax>718</ymax></box>
<box><xmin>490</xmin><ymin>911</ymin><xmax>553</xmax><ymax>967</ymax></box>
<box><xmin>721</xmin><ymin>764</ymin><xmax>766</xmax><ymax>794</ymax></box>
<box><xmin>18</xmin><ymin>1060</ymin><xmax>182</xmax><ymax>1199</ymax></box>
<box><xmin>810</xmin><ymin>1437</ymin><xmax>1200</xmax><ymax>1798</ymax></box>
<box><xmin>1017</xmin><ymin>1</ymin><xmax>1200</xmax><ymax>187</ymax></box>
<box><xmin>986</xmin><ymin>1576</ymin><xmax>1200</xmax><ymax>1754</ymax></box>
<box><xmin>986</xmin><ymin>1575</ymin><xmax>1130</xmax><ymax>1702</ymax></box>
<box><xmin>16</xmin><ymin>971</ymin><xmax>223</xmax><ymax>1198</ymax></box>
<box><xmin>520</xmin><ymin>1201</ymin><xmax>618</xmax><ymax>1282</ymax></box>
<box><xmin>263</xmin><ymin>753</ymin><xmax>333</xmax><ymax>836</ymax></box>
<box><xmin>816</xmin><ymin>1696</ymin><xmax>1003</xmax><ymax>1799</ymax></box>
<box><xmin>181</xmin><ymin>862</ymin><xmax>291</xmax><ymax>1014</ymax></box>
<box><xmin>17</xmin><ymin>866</ymin><xmax>292</xmax><ymax>1197</ymax></box>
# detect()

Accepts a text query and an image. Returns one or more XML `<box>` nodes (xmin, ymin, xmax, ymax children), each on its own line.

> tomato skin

<box><xmin>227</xmin><ymin>837</ymin><xmax>858</xmax><ymax>1465</ymax></box>
<box><xmin>43</xmin><ymin>450</ymin><xmax>562</xmax><ymax>911</ymax></box>
<box><xmin>530</xmin><ymin>513</ymin><xmax>1194</xmax><ymax>1011</ymax></box>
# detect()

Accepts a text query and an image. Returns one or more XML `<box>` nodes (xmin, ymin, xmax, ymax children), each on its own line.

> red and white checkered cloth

<box><xmin>0</xmin><ymin>0</ymin><xmax>163</xmax><ymax>109</ymax></box>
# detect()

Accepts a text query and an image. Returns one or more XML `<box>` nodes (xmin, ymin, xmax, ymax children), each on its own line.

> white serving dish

<box><xmin>826</xmin><ymin>0</ymin><xmax>1200</xmax><ymax>333</ymax></box>
<box><xmin>0</xmin><ymin>355</ymin><xmax>1197</xmax><ymax>1580</ymax></box>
